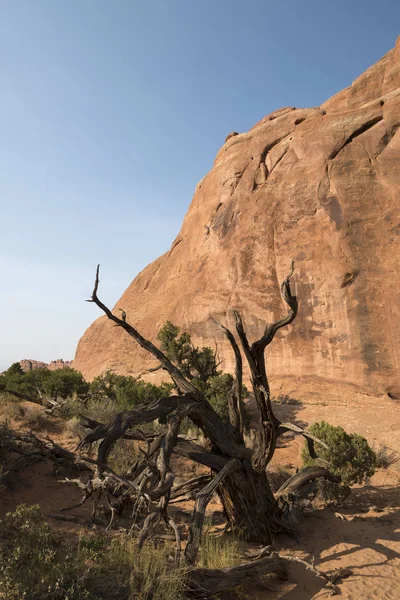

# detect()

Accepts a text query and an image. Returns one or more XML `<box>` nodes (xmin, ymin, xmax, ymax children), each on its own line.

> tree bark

<box><xmin>84</xmin><ymin>263</ymin><xmax>332</xmax><ymax>546</ymax></box>
<box><xmin>217</xmin><ymin>460</ymin><xmax>277</xmax><ymax>543</ymax></box>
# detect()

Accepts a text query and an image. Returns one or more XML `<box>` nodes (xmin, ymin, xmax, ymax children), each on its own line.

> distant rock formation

<box><xmin>74</xmin><ymin>38</ymin><xmax>400</xmax><ymax>398</ymax></box>
<box><xmin>19</xmin><ymin>359</ymin><xmax>72</xmax><ymax>373</ymax></box>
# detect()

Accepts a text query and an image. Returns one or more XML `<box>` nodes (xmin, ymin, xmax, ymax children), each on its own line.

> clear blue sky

<box><xmin>1</xmin><ymin>1</ymin><xmax>399</xmax><ymax>372</ymax></box>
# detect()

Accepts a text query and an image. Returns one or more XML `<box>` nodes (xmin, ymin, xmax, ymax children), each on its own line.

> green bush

<box><xmin>301</xmin><ymin>421</ymin><xmax>377</xmax><ymax>502</ymax></box>
<box><xmin>0</xmin><ymin>506</ymin><xmax>185</xmax><ymax>600</ymax></box>
<box><xmin>157</xmin><ymin>321</ymin><xmax>250</xmax><ymax>429</ymax></box>
<box><xmin>0</xmin><ymin>505</ymin><xmax>251</xmax><ymax>600</ymax></box>
<box><xmin>0</xmin><ymin>363</ymin><xmax>89</xmax><ymax>403</ymax></box>
<box><xmin>42</xmin><ymin>368</ymin><xmax>89</xmax><ymax>400</ymax></box>
<box><xmin>0</xmin><ymin>504</ymin><xmax>90</xmax><ymax>600</ymax></box>
<box><xmin>89</xmin><ymin>371</ymin><xmax>173</xmax><ymax>411</ymax></box>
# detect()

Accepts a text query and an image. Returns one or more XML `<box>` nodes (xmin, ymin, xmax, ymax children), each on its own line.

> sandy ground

<box><xmin>1</xmin><ymin>392</ymin><xmax>399</xmax><ymax>600</ymax></box>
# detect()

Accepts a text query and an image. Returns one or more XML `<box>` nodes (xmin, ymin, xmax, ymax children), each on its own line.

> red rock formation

<box><xmin>74</xmin><ymin>39</ymin><xmax>400</xmax><ymax>397</ymax></box>
<box><xmin>19</xmin><ymin>359</ymin><xmax>72</xmax><ymax>373</ymax></box>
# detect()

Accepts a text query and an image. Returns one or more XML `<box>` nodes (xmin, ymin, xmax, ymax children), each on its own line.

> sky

<box><xmin>0</xmin><ymin>0</ymin><xmax>399</xmax><ymax>372</ymax></box>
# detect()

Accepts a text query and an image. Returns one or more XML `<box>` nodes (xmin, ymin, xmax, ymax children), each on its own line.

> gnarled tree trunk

<box><xmin>78</xmin><ymin>263</ymin><xmax>331</xmax><ymax>551</ymax></box>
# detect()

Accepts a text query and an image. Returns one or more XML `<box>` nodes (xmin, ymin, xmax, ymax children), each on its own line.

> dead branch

<box><xmin>79</xmin><ymin>412</ymin><xmax>235</xmax><ymax>473</ymax></box>
<box><xmin>185</xmin><ymin>459</ymin><xmax>241</xmax><ymax>565</ymax></box>
<box><xmin>209</xmin><ymin>264</ymin><xmax>298</xmax><ymax>473</ymax></box>
<box><xmin>210</xmin><ymin>316</ymin><xmax>244</xmax><ymax>443</ymax></box>
<box><xmin>1</xmin><ymin>388</ymin><xmax>42</xmax><ymax>405</ymax></box>
<box><xmin>254</xmin><ymin>546</ymin><xmax>349</xmax><ymax>595</ymax></box>
<box><xmin>253</xmin><ymin>260</ymin><xmax>298</xmax><ymax>352</ymax></box>
<box><xmin>187</xmin><ymin>553</ymin><xmax>284</xmax><ymax>597</ymax></box>
<box><xmin>275</xmin><ymin>467</ymin><xmax>341</xmax><ymax>503</ymax></box>
<box><xmin>170</xmin><ymin>475</ymin><xmax>212</xmax><ymax>503</ymax></box>
<box><xmin>88</xmin><ymin>265</ymin><xmax>200</xmax><ymax>396</ymax></box>
<box><xmin>43</xmin><ymin>397</ymin><xmax>69</xmax><ymax>414</ymax></box>
<box><xmin>136</xmin><ymin>408</ymin><xmax>186</xmax><ymax>552</ymax></box>
<box><xmin>278</xmin><ymin>421</ymin><xmax>329</xmax><ymax>459</ymax></box>
<box><xmin>78</xmin><ymin>394</ymin><xmax>248</xmax><ymax>463</ymax></box>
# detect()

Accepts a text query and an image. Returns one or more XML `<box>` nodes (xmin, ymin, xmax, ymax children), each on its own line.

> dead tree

<box><xmin>73</xmin><ymin>262</ymin><xmax>335</xmax><ymax>559</ymax></box>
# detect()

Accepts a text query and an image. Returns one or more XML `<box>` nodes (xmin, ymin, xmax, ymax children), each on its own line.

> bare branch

<box><xmin>170</xmin><ymin>475</ymin><xmax>212</xmax><ymax>503</ymax></box>
<box><xmin>88</xmin><ymin>265</ymin><xmax>200</xmax><ymax>396</ymax></box>
<box><xmin>275</xmin><ymin>467</ymin><xmax>340</xmax><ymax>503</ymax></box>
<box><xmin>253</xmin><ymin>261</ymin><xmax>298</xmax><ymax>351</ymax></box>
<box><xmin>174</xmin><ymin>438</ymin><xmax>234</xmax><ymax>471</ymax></box>
<box><xmin>1</xmin><ymin>388</ymin><xmax>42</xmax><ymax>405</ymax></box>
<box><xmin>187</xmin><ymin>553</ymin><xmax>284</xmax><ymax>597</ymax></box>
<box><xmin>230</xmin><ymin>310</ymin><xmax>257</xmax><ymax>376</ymax></box>
<box><xmin>210</xmin><ymin>315</ymin><xmax>244</xmax><ymax>442</ymax></box>
<box><xmin>185</xmin><ymin>459</ymin><xmax>241</xmax><ymax>565</ymax></box>
<box><xmin>278</xmin><ymin>421</ymin><xmax>329</xmax><ymax>459</ymax></box>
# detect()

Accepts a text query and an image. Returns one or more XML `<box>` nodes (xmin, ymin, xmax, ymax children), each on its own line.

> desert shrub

<box><xmin>89</xmin><ymin>371</ymin><xmax>173</xmax><ymax>411</ymax></box>
<box><xmin>0</xmin><ymin>505</ymin><xmax>251</xmax><ymax>599</ymax></box>
<box><xmin>83</xmin><ymin>396</ymin><xmax>121</xmax><ymax>423</ymax></box>
<box><xmin>374</xmin><ymin>443</ymin><xmax>399</xmax><ymax>469</ymax></box>
<box><xmin>0</xmin><ymin>364</ymin><xmax>89</xmax><ymax>404</ymax></box>
<box><xmin>108</xmin><ymin>438</ymin><xmax>138</xmax><ymax>474</ymax></box>
<box><xmin>0</xmin><ymin>504</ymin><xmax>90</xmax><ymax>600</ymax></box>
<box><xmin>57</xmin><ymin>395</ymin><xmax>122</xmax><ymax>427</ymax></box>
<box><xmin>64</xmin><ymin>415</ymin><xmax>85</xmax><ymax>439</ymax></box>
<box><xmin>43</xmin><ymin>368</ymin><xmax>89</xmax><ymax>400</ymax></box>
<box><xmin>55</xmin><ymin>397</ymin><xmax>86</xmax><ymax>420</ymax></box>
<box><xmin>0</xmin><ymin>400</ymin><xmax>26</xmax><ymax>422</ymax></box>
<box><xmin>157</xmin><ymin>321</ymin><xmax>250</xmax><ymax>429</ymax></box>
<box><xmin>23</xmin><ymin>405</ymin><xmax>49</xmax><ymax>429</ymax></box>
<box><xmin>302</xmin><ymin>421</ymin><xmax>377</xmax><ymax>502</ymax></box>
<box><xmin>0</xmin><ymin>506</ymin><xmax>188</xmax><ymax>600</ymax></box>
<box><xmin>78</xmin><ymin>533</ymin><xmax>186</xmax><ymax>600</ymax></box>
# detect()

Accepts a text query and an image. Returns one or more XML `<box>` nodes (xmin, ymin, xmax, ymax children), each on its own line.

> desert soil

<box><xmin>1</xmin><ymin>393</ymin><xmax>399</xmax><ymax>600</ymax></box>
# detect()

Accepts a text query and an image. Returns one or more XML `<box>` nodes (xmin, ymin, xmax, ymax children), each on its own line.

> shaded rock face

<box><xmin>74</xmin><ymin>39</ymin><xmax>400</xmax><ymax>397</ymax></box>
<box><xmin>20</xmin><ymin>359</ymin><xmax>72</xmax><ymax>373</ymax></box>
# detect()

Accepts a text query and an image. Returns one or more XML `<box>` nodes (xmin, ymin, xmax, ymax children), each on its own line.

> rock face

<box><xmin>20</xmin><ymin>359</ymin><xmax>72</xmax><ymax>373</ymax></box>
<box><xmin>74</xmin><ymin>39</ymin><xmax>400</xmax><ymax>397</ymax></box>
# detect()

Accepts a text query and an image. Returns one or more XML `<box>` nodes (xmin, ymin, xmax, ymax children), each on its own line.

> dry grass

<box><xmin>198</xmin><ymin>525</ymin><xmax>242</xmax><ymax>569</ymax></box>
<box><xmin>23</xmin><ymin>405</ymin><xmax>50</xmax><ymax>429</ymax></box>
<box><xmin>96</xmin><ymin>536</ymin><xmax>187</xmax><ymax>600</ymax></box>
<box><xmin>0</xmin><ymin>401</ymin><xmax>50</xmax><ymax>430</ymax></box>
<box><xmin>0</xmin><ymin>401</ymin><xmax>26</xmax><ymax>422</ymax></box>
<box><xmin>0</xmin><ymin>505</ymin><xmax>187</xmax><ymax>600</ymax></box>
<box><xmin>375</xmin><ymin>443</ymin><xmax>399</xmax><ymax>469</ymax></box>
<box><xmin>0</xmin><ymin>502</ymin><xmax>252</xmax><ymax>600</ymax></box>
<box><xmin>64</xmin><ymin>415</ymin><xmax>84</xmax><ymax>439</ymax></box>
<box><xmin>108</xmin><ymin>438</ymin><xmax>138</xmax><ymax>474</ymax></box>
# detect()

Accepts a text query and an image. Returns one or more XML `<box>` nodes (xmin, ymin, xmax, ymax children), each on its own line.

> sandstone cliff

<box><xmin>74</xmin><ymin>39</ymin><xmax>400</xmax><ymax>397</ymax></box>
<box><xmin>20</xmin><ymin>359</ymin><xmax>72</xmax><ymax>373</ymax></box>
